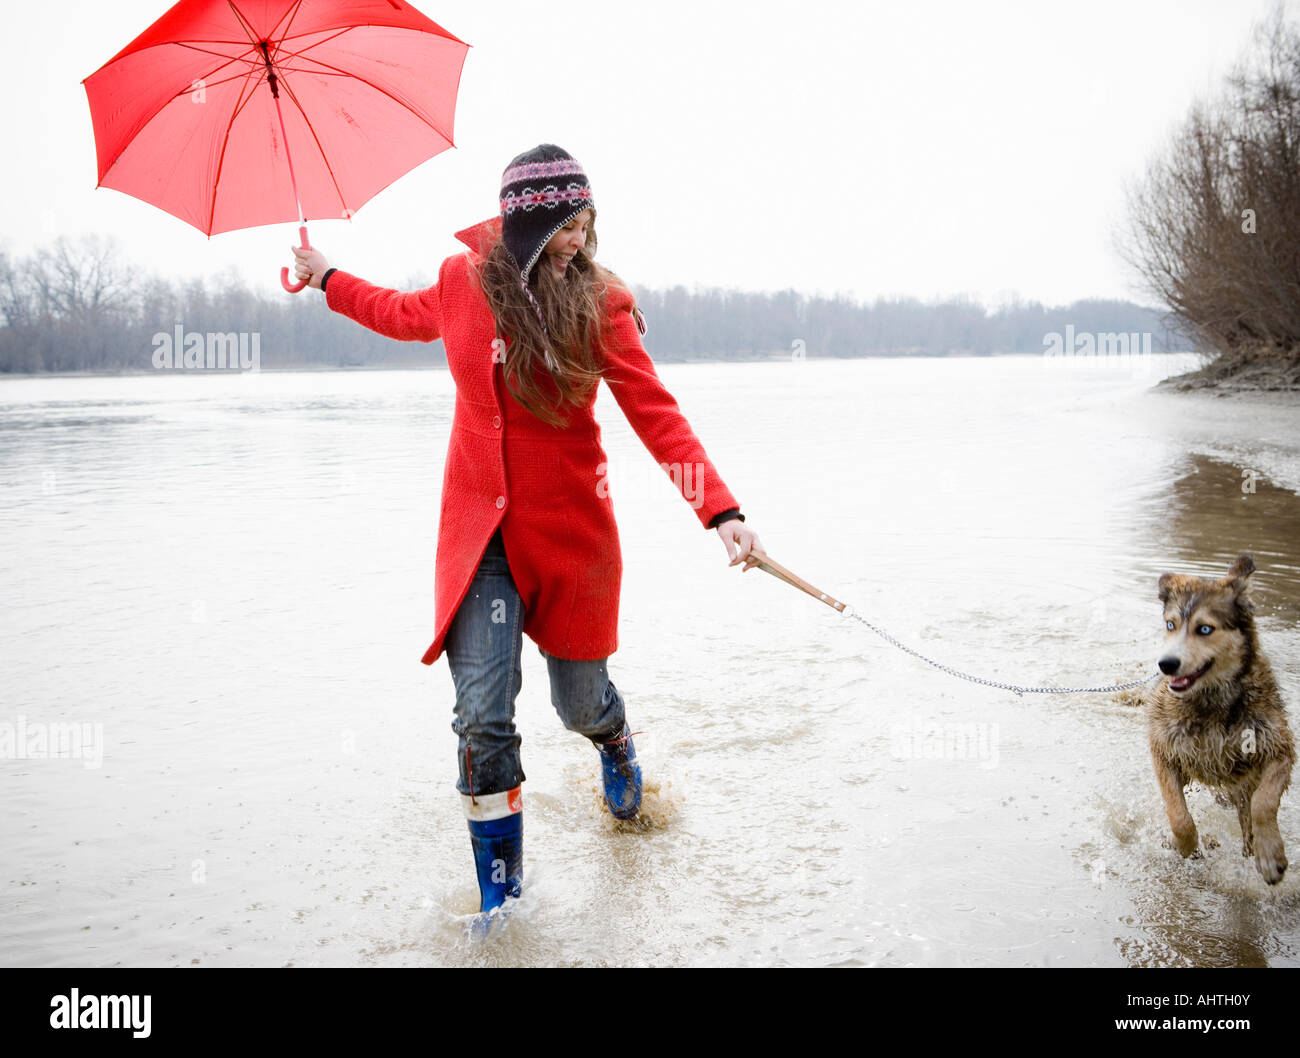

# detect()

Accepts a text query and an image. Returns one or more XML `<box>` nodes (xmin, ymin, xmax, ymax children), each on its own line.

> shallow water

<box><xmin>1</xmin><ymin>355</ymin><xmax>1298</xmax><ymax>967</ymax></box>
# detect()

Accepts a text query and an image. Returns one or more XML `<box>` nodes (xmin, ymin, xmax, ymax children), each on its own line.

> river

<box><xmin>2</xmin><ymin>354</ymin><xmax>1298</xmax><ymax>967</ymax></box>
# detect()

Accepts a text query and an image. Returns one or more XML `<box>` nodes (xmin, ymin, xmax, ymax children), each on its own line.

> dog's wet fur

<box><xmin>1144</xmin><ymin>554</ymin><xmax>1295</xmax><ymax>884</ymax></box>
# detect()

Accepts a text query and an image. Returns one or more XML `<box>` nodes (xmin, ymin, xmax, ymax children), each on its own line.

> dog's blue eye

<box><xmin>1197</xmin><ymin>624</ymin><xmax>1214</xmax><ymax>635</ymax></box>
<box><xmin>1166</xmin><ymin>620</ymin><xmax>1175</xmax><ymax>631</ymax></box>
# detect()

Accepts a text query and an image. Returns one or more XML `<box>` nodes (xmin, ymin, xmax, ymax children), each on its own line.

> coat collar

<box><xmin>454</xmin><ymin>215</ymin><xmax>502</xmax><ymax>256</ymax></box>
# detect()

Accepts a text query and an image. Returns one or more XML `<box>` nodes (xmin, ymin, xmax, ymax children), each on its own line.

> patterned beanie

<box><xmin>499</xmin><ymin>144</ymin><xmax>594</xmax><ymax>326</ymax></box>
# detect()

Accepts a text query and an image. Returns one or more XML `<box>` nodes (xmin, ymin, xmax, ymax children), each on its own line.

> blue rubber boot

<box><xmin>597</xmin><ymin>726</ymin><xmax>642</xmax><ymax>820</ymax></box>
<box><xmin>463</xmin><ymin>787</ymin><xmax>523</xmax><ymax>915</ymax></box>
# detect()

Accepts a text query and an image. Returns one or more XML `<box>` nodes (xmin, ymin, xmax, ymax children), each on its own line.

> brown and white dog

<box><xmin>1145</xmin><ymin>554</ymin><xmax>1295</xmax><ymax>884</ymax></box>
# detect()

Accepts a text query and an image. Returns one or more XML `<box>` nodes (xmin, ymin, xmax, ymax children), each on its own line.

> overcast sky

<box><xmin>5</xmin><ymin>0</ymin><xmax>1291</xmax><ymax>308</ymax></box>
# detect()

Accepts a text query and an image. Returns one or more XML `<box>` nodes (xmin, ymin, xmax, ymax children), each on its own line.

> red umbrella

<box><xmin>83</xmin><ymin>0</ymin><xmax>469</xmax><ymax>290</ymax></box>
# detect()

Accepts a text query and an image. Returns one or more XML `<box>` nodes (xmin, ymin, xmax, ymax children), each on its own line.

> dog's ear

<box><xmin>1158</xmin><ymin>572</ymin><xmax>1177</xmax><ymax>605</ymax></box>
<box><xmin>1225</xmin><ymin>553</ymin><xmax>1256</xmax><ymax>609</ymax></box>
<box><xmin>1227</xmin><ymin>554</ymin><xmax>1256</xmax><ymax>582</ymax></box>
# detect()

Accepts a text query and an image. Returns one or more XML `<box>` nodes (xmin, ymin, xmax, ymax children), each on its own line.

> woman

<box><xmin>292</xmin><ymin>144</ymin><xmax>762</xmax><ymax>914</ymax></box>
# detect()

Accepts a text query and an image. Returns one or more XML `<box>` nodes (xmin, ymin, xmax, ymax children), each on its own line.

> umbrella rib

<box><xmin>260</xmin><ymin>66</ymin><xmax>355</xmax><ymax>76</ymax></box>
<box><xmin>169</xmin><ymin>66</ymin><xmax>264</xmax><ymax>96</ymax></box>
<box><xmin>161</xmin><ymin>43</ymin><xmax>261</xmax><ymax>98</ymax></box>
<box><xmin>85</xmin><ymin>14</ymin><xmax>463</xmax><ymax>81</ymax></box>
<box><xmin>262</xmin><ymin>24</ymin><xmax>459</xmax><ymax>220</ymax></box>
<box><xmin>272</xmin><ymin>26</ymin><xmax>358</xmax><ymax>66</ymax></box>
<box><xmin>265</xmin><ymin>26</ymin><xmax>358</xmax><ymax>85</ymax></box>
<box><xmin>275</xmin><ymin>48</ymin><xmax>456</xmax><ymax>146</ymax></box>
<box><xmin>221</xmin><ymin>0</ymin><xmax>317</xmax><ymax>229</ymax></box>
<box><xmin>169</xmin><ymin>40</ymin><xmax>261</xmax><ymax>62</ymax></box>
<box><xmin>202</xmin><ymin>2</ymin><xmax>370</xmax><ymax>231</ymax></box>
<box><xmin>274</xmin><ymin>70</ymin><xmax>351</xmax><ymax>222</ymax></box>
<box><xmin>205</xmin><ymin>63</ymin><xmax>267</xmax><ymax>235</ymax></box>
<box><xmin>226</xmin><ymin>0</ymin><xmax>343</xmax><ymax>64</ymax></box>
<box><xmin>224</xmin><ymin>0</ymin><xmax>260</xmax><ymax>48</ymax></box>
<box><xmin>268</xmin><ymin>0</ymin><xmax>306</xmax><ymax>63</ymax></box>
<box><xmin>277</xmin><ymin>25</ymin><xmax>461</xmax><ymax>87</ymax></box>
<box><xmin>268</xmin><ymin>17</ymin><xmax>468</xmax><ymax>49</ymax></box>
<box><xmin>95</xmin><ymin>40</ymin><xmax>265</xmax><ymax>185</ymax></box>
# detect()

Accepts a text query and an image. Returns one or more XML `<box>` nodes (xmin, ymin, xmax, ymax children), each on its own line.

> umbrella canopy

<box><xmin>82</xmin><ymin>0</ymin><xmax>469</xmax><ymax>237</ymax></box>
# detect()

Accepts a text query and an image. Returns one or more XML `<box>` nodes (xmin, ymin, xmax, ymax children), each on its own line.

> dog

<box><xmin>1144</xmin><ymin>554</ymin><xmax>1294</xmax><ymax>884</ymax></box>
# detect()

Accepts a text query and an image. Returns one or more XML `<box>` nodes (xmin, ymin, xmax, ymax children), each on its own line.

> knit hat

<box><xmin>500</xmin><ymin>143</ymin><xmax>594</xmax><ymax>284</ymax></box>
<box><xmin>494</xmin><ymin>145</ymin><xmax>595</xmax><ymax>367</ymax></box>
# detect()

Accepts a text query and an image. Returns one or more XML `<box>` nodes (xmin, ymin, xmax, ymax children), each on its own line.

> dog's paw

<box><xmin>1254</xmin><ymin>838</ymin><xmax>1287</xmax><ymax>885</ymax></box>
<box><xmin>1162</xmin><ymin>834</ymin><xmax>1201</xmax><ymax>859</ymax></box>
<box><xmin>1202</xmin><ymin>834</ymin><xmax>1221</xmax><ymax>851</ymax></box>
<box><xmin>1174</xmin><ymin>826</ymin><xmax>1200</xmax><ymax>859</ymax></box>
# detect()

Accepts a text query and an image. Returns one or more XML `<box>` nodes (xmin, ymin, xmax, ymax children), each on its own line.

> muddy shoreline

<box><xmin>1157</xmin><ymin>354</ymin><xmax>1300</xmax><ymax>395</ymax></box>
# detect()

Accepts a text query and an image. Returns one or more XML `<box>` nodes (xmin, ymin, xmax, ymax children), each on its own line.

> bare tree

<box><xmin>0</xmin><ymin>246</ymin><xmax>32</xmax><ymax>329</ymax></box>
<box><xmin>31</xmin><ymin>234</ymin><xmax>136</xmax><ymax>321</ymax></box>
<box><xmin>1120</xmin><ymin>5</ymin><xmax>1300</xmax><ymax>382</ymax></box>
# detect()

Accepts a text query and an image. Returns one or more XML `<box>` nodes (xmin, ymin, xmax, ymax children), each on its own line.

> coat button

<box><xmin>496</xmin><ymin>496</ymin><xmax>505</xmax><ymax>509</ymax></box>
<box><xmin>492</xmin><ymin>415</ymin><xmax>502</xmax><ymax>429</ymax></box>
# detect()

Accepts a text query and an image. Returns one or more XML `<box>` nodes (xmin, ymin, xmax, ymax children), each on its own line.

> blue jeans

<box><xmin>445</xmin><ymin>527</ymin><xmax>627</xmax><ymax>797</ymax></box>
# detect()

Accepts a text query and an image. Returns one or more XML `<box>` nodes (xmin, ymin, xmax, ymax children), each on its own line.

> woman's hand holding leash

<box><xmin>717</xmin><ymin>520</ymin><xmax>763</xmax><ymax>569</ymax></box>
<box><xmin>291</xmin><ymin>244</ymin><xmax>330</xmax><ymax>290</ymax></box>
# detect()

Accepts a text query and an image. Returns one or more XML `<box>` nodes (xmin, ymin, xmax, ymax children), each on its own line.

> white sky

<box><xmin>4</xmin><ymin>0</ymin><xmax>1291</xmax><ymax>307</ymax></box>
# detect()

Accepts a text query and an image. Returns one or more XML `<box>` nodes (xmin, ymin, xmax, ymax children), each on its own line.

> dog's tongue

<box><xmin>1169</xmin><ymin>664</ymin><xmax>1209</xmax><ymax>691</ymax></box>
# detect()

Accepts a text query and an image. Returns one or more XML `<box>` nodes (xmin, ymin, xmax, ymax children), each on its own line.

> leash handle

<box><xmin>743</xmin><ymin>548</ymin><xmax>847</xmax><ymax>612</ymax></box>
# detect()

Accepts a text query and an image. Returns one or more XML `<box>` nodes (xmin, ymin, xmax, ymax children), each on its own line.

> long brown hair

<box><xmin>472</xmin><ymin>212</ymin><xmax>624</xmax><ymax>427</ymax></box>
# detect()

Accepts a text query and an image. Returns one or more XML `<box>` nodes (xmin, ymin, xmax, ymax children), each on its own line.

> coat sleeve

<box><xmin>599</xmin><ymin>284</ymin><xmax>741</xmax><ymax>529</ymax></box>
<box><xmin>324</xmin><ymin>266</ymin><xmax>443</xmax><ymax>342</ymax></box>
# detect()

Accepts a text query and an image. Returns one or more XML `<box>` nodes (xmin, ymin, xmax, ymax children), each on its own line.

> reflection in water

<box><xmin>1147</xmin><ymin>452</ymin><xmax>1300</xmax><ymax>619</ymax></box>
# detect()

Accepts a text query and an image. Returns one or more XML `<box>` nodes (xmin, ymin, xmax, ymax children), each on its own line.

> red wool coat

<box><xmin>323</xmin><ymin>216</ymin><xmax>741</xmax><ymax>664</ymax></box>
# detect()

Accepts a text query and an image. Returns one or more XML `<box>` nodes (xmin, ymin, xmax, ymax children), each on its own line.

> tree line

<box><xmin>0</xmin><ymin>237</ymin><xmax>427</xmax><ymax>374</ymax></box>
<box><xmin>0</xmin><ymin>235</ymin><xmax>1181</xmax><ymax>375</ymax></box>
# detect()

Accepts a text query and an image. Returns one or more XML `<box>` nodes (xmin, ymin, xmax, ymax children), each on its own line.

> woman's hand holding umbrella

<box><xmin>291</xmin><ymin>245</ymin><xmax>330</xmax><ymax>291</ymax></box>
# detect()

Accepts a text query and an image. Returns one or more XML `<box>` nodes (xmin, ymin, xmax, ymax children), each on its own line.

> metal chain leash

<box><xmin>743</xmin><ymin>549</ymin><xmax>1163</xmax><ymax>697</ymax></box>
<box><xmin>839</xmin><ymin>604</ymin><xmax>1161</xmax><ymax>697</ymax></box>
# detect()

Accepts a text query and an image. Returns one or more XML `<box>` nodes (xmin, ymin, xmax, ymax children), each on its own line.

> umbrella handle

<box><xmin>281</xmin><ymin>225</ymin><xmax>310</xmax><ymax>293</ymax></box>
